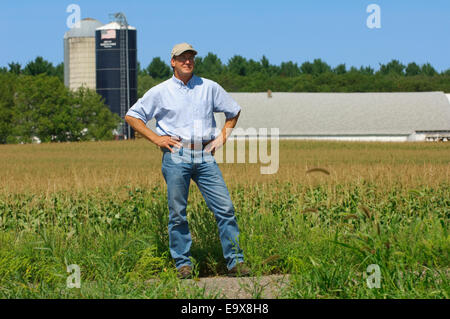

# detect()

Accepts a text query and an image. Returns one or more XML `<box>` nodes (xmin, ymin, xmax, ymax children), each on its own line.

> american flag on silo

<box><xmin>101</xmin><ymin>29</ymin><xmax>116</xmax><ymax>39</ymax></box>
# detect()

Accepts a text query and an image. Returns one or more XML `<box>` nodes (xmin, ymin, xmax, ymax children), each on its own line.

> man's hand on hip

<box><xmin>155</xmin><ymin>135</ymin><xmax>182</xmax><ymax>153</ymax></box>
<box><xmin>204</xmin><ymin>137</ymin><xmax>225</xmax><ymax>156</ymax></box>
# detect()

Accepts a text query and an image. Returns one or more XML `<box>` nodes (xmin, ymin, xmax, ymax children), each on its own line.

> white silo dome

<box><xmin>96</xmin><ymin>22</ymin><xmax>136</xmax><ymax>30</ymax></box>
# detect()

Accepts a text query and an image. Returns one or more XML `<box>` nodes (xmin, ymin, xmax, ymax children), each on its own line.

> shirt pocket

<box><xmin>159</xmin><ymin>102</ymin><xmax>192</xmax><ymax>130</ymax></box>
<box><xmin>195</xmin><ymin>100</ymin><xmax>213</xmax><ymax>121</ymax></box>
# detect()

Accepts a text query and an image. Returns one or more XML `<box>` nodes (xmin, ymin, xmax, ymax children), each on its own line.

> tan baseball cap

<box><xmin>171</xmin><ymin>42</ymin><xmax>198</xmax><ymax>59</ymax></box>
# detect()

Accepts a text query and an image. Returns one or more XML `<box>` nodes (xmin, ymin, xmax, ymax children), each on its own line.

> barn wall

<box><xmin>227</xmin><ymin>135</ymin><xmax>409</xmax><ymax>142</ymax></box>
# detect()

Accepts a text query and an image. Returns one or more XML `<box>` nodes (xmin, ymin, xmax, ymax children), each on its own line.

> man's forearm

<box><xmin>125</xmin><ymin>115</ymin><xmax>159</xmax><ymax>144</ymax></box>
<box><xmin>219</xmin><ymin>111</ymin><xmax>240</xmax><ymax>143</ymax></box>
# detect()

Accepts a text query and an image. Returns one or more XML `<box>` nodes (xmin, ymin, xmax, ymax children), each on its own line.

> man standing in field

<box><xmin>125</xmin><ymin>43</ymin><xmax>249</xmax><ymax>279</ymax></box>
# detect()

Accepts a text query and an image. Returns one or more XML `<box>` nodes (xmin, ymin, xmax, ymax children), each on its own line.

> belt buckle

<box><xmin>191</xmin><ymin>142</ymin><xmax>204</xmax><ymax>150</ymax></box>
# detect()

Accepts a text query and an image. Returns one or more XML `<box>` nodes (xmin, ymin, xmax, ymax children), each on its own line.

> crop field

<box><xmin>0</xmin><ymin>139</ymin><xmax>448</xmax><ymax>298</ymax></box>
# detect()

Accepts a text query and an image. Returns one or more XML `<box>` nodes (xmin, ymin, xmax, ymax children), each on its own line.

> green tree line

<box><xmin>1</xmin><ymin>57</ymin><xmax>64</xmax><ymax>81</ymax></box>
<box><xmin>136</xmin><ymin>54</ymin><xmax>450</xmax><ymax>95</ymax></box>
<box><xmin>2</xmin><ymin>55</ymin><xmax>449</xmax><ymax>96</ymax></box>
<box><xmin>0</xmin><ymin>72</ymin><xmax>121</xmax><ymax>144</ymax></box>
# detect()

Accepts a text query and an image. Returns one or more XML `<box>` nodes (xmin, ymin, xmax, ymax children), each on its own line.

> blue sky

<box><xmin>1</xmin><ymin>0</ymin><xmax>449</xmax><ymax>71</ymax></box>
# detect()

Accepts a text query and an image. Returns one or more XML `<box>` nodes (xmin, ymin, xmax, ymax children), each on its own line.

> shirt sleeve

<box><xmin>212</xmin><ymin>83</ymin><xmax>241</xmax><ymax>119</ymax></box>
<box><xmin>125</xmin><ymin>89</ymin><xmax>159</xmax><ymax>124</ymax></box>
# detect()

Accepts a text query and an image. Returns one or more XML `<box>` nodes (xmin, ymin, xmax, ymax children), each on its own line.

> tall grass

<box><xmin>0</xmin><ymin>140</ymin><xmax>448</xmax><ymax>298</ymax></box>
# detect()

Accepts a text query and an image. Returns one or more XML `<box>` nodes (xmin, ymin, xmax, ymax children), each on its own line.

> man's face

<box><xmin>171</xmin><ymin>51</ymin><xmax>195</xmax><ymax>77</ymax></box>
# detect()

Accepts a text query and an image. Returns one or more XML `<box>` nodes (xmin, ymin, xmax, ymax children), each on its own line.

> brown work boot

<box><xmin>177</xmin><ymin>265</ymin><xmax>192</xmax><ymax>279</ymax></box>
<box><xmin>228</xmin><ymin>262</ymin><xmax>251</xmax><ymax>277</ymax></box>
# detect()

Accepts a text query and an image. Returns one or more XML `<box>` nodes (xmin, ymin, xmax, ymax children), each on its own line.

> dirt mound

<box><xmin>182</xmin><ymin>274</ymin><xmax>291</xmax><ymax>299</ymax></box>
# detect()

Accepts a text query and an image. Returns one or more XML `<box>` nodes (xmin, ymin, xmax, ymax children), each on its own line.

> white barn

<box><xmin>145</xmin><ymin>92</ymin><xmax>450</xmax><ymax>142</ymax></box>
<box><xmin>221</xmin><ymin>91</ymin><xmax>450</xmax><ymax>142</ymax></box>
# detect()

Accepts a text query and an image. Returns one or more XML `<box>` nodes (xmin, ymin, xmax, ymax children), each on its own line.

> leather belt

<box><xmin>183</xmin><ymin>140</ymin><xmax>212</xmax><ymax>150</ymax></box>
<box><xmin>159</xmin><ymin>136</ymin><xmax>213</xmax><ymax>152</ymax></box>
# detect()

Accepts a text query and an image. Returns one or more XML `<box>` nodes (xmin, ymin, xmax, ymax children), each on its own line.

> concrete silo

<box><xmin>64</xmin><ymin>18</ymin><xmax>103</xmax><ymax>90</ymax></box>
<box><xmin>95</xmin><ymin>15</ymin><xmax>137</xmax><ymax>139</ymax></box>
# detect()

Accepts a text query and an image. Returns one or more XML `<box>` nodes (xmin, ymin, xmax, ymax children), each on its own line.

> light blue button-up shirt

<box><xmin>126</xmin><ymin>75</ymin><xmax>241</xmax><ymax>142</ymax></box>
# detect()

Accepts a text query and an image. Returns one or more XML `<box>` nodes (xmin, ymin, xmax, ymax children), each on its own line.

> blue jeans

<box><xmin>161</xmin><ymin>147</ymin><xmax>244</xmax><ymax>271</ymax></box>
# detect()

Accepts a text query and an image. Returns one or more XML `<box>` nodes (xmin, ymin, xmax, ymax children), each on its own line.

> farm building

<box><xmin>64</xmin><ymin>18</ymin><xmax>103</xmax><ymax>90</ymax></box>
<box><xmin>64</xmin><ymin>14</ymin><xmax>136</xmax><ymax>139</ymax></box>
<box><xmin>143</xmin><ymin>91</ymin><xmax>450</xmax><ymax>142</ymax></box>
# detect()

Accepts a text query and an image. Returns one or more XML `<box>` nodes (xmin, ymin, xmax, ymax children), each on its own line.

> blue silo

<box><xmin>95</xmin><ymin>19</ymin><xmax>137</xmax><ymax>139</ymax></box>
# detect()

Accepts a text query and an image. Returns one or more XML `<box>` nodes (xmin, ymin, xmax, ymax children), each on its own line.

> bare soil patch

<box><xmin>181</xmin><ymin>274</ymin><xmax>291</xmax><ymax>299</ymax></box>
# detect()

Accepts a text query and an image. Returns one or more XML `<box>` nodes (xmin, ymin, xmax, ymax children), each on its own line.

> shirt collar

<box><xmin>171</xmin><ymin>74</ymin><xmax>197</xmax><ymax>89</ymax></box>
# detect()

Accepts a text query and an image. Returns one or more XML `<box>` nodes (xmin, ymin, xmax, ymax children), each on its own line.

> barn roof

<box><xmin>218</xmin><ymin>92</ymin><xmax>450</xmax><ymax>136</ymax></box>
